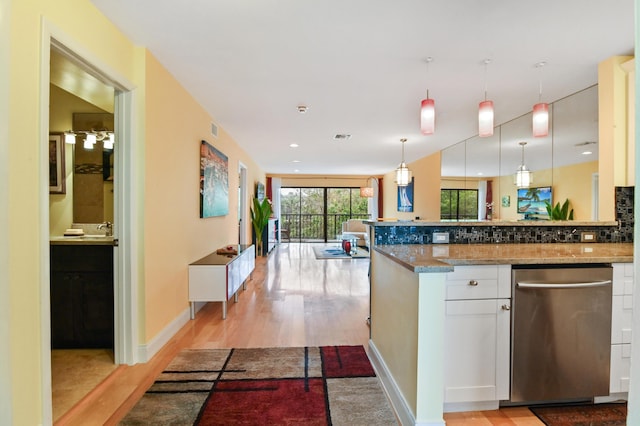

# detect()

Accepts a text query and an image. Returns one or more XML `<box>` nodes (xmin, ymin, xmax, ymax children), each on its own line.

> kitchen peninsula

<box><xmin>366</xmin><ymin>220</ymin><xmax>633</xmax><ymax>426</ymax></box>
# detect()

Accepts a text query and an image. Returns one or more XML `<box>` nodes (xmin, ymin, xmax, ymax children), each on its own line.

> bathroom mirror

<box><xmin>49</xmin><ymin>49</ymin><xmax>115</xmax><ymax>234</ymax></box>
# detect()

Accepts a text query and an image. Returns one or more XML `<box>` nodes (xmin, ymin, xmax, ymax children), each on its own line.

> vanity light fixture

<box><xmin>478</xmin><ymin>59</ymin><xmax>494</xmax><ymax>137</ymax></box>
<box><xmin>420</xmin><ymin>57</ymin><xmax>435</xmax><ymax>135</ymax></box>
<box><xmin>532</xmin><ymin>61</ymin><xmax>549</xmax><ymax>137</ymax></box>
<box><xmin>395</xmin><ymin>138</ymin><xmax>412</xmax><ymax>187</ymax></box>
<box><xmin>515</xmin><ymin>141</ymin><xmax>533</xmax><ymax>188</ymax></box>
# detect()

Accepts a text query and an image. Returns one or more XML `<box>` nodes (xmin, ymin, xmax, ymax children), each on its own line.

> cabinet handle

<box><xmin>501</xmin><ymin>304</ymin><xmax>511</xmax><ymax>311</ymax></box>
<box><xmin>468</xmin><ymin>279</ymin><xmax>479</xmax><ymax>286</ymax></box>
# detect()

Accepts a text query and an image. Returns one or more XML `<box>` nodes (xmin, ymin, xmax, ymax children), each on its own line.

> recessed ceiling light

<box><xmin>333</xmin><ymin>134</ymin><xmax>352</xmax><ymax>141</ymax></box>
<box><xmin>293</xmin><ymin>169</ymin><xmax>300</xmax><ymax>173</ymax></box>
<box><xmin>292</xmin><ymin>160</ymin><xmax>300</xmax><ymax>163</ymax></box>
<box><xmin>297</xmin><ymin>105</ymin><xmax>308</xmax><ymax>114</ymax></box>
<box><xmin>289</xmin><ymin>143</ymin><xmax>299</xmax><ymax>148</ymax></box>
<box><xmin>477</xmin><ymin>172</ymin><xmax>484</xmax><ymax>176</ymax></box>
<box><xmin>582</xmin><ymin>151</ymin><xmax>593</xmax><ymax>155</ymax></box>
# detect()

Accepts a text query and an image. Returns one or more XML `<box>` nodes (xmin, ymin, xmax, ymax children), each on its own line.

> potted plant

<box><xmin>545</xmin><ymin>199</ymin><xmax>574</xmax><ymax>220</ymax></box>
<box><xmin>251</xmin><ymin>197</ymin><xmax>273</xmax><ymax>256</ymax></box>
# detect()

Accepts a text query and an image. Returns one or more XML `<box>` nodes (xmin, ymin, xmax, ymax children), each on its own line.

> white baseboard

<box><xmin>136</xmin><ymin>306</ymin><xmax>191</xmax><ymax>362</ymax></box>
<box><xmin>594</xmin><ymin>393</ymin><xmax>629</xmax><ymax>403</ymax></box>
<box><xmin>368</xmin><ymin>340</ymin><xmax>416</xmax><ymax>426</ymax></box>
<box><xmin>444</xmin><ymin>400</ymin><xmax>499</xmax><ymax>413</ymax></box>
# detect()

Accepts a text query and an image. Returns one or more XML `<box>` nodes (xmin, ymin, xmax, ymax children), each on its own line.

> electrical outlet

<box><xmin>432</xmin><ymin>232</ymin><xmax>449</xmax><ymax>244</ymax></box>
<box><xmin>580</xmin><ymin>232</ymin><xmax>596</xmax><ymax>242</ymax></box>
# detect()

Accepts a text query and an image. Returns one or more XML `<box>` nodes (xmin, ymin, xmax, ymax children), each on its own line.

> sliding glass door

<box><xmin>280</xmin><ymin>187</ymin><xmax>368</xmax><ymax>242</ymax></box>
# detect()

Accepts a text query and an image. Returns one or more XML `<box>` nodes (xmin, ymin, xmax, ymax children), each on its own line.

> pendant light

<box><xmin>532</xmin><ymin>61</ymin><xmax>549</xmax><ymax>137</ymax></box>
<box><xmin>395</xmin><ymin>138</ymin><xmax>412</xmax><ymax>187</ymax></box>
<box><xmin>420</xmin><ymin>57</ymin><xmax>435</xmax><ymax>135</ymax></box>
<box><xmin>515</xmin><ymin>141</ymin><xmax>533</xmax><ymax>187</ymax></box>
<box><xmin>360</xmin><ymin>177</ymin><xmax>375</xmax><ymax>197</ymax></box>
<box><xmin>478</xmin><ymin>59</ymin><xmax>494</xmax><ymax>137</ymax></box>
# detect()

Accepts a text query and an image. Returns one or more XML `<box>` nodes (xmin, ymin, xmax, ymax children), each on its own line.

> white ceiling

<box><xmin>90</xmin><ymin>0</ymin><xmax>635</xmax><ymax>176</ymax></box>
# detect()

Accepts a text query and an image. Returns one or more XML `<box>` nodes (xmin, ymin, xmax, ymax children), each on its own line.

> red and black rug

<box><xmin>120</xmin><ymin>345</ymin><xmax>397</xmax><ymax>425</ymax></box>
<box><xmin>530</xmin><ymin>402</ymin><xmax>627</xmax><ymax>426</ymax></box>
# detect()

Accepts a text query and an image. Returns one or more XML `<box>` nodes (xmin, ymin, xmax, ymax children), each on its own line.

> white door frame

<box><xmin>40</xmin><ymin>19</ymin><xmax>139</xmax><ymax>424</ymax></box>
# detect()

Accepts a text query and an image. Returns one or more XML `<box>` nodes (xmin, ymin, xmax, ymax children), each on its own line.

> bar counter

<box><xmin>375</xmin><ymin>242</ymin><xmax>634</xmax><ymax>273</ymax></box>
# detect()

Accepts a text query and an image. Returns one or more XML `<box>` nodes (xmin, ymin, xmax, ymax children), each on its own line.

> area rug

<box><xmin>313</xmin><ymin>246</ymin><xmax>370</xmax><ymax>259</ymax></box>
<box><xmin>530</xmin><ymin>402</ymin><xmax>627</xmax><ymax>426</ymax></box>
<box><xmin>120</xmin><ymin>345</ymin><xmax>397</xmax><ymax>425</ymax></box>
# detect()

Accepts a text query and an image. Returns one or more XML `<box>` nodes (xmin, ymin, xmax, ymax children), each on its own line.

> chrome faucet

<box><xmin>97</xmin><ymin>221</ymin><xmax>113</xmax><ymax>236</ymax></box>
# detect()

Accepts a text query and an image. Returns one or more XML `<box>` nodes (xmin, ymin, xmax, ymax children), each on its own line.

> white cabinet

<box><xmin>611</xmin><ymin>262</ymin><xmax>634</xmax><ymax>393</ymax></box>
<box><xmin>188</xmin><ymin>245</ymin><xmax>255</xmax><ymax>319</ymax></box>
<box><xmin>443</xmin><ymin>265</ymin><xmax>511</xmax><ymax>410</ymax></box>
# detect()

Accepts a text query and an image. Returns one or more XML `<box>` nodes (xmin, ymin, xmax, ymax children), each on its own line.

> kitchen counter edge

<box><xmin>374</xmin><ymin>243</ymin><xmax>634</xmax><ymax>273</ymax></box>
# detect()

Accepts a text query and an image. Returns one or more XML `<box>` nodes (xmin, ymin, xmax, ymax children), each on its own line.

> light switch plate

<box><xmin>433</xmin><ymin>232</ymin><xmax>449</xmax><ymax>244</ymax></box>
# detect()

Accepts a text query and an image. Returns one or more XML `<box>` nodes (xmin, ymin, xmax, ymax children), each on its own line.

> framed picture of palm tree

<box><xmin>517</xmin><ymin>186</ymin><xmax>552</xmax><ymax>220</ymax></box>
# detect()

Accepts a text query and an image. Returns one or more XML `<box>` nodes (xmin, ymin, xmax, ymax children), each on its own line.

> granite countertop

<box><xmin>365</xmin><ymin>220</ymin><xmax>619</xmax><ymax>227</ymax></box>
<box><xmin>50</xmin><ymin>236</ymin><xmax>116</xmax><ymax>246</ymax></box>
<box><xmin>374</xmin><ymin>243</ymin><xmax>634</xmax><ymax>273</ymax></box>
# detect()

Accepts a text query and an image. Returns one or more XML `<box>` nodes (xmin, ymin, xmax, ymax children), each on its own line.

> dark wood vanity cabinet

<box><xmin>50</xmin><ymin>245</ymin><xmax>114</xmax><ymax>349</ymax></box>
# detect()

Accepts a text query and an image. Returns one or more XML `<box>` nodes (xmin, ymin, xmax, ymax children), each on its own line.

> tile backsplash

<box><xmin>374</xmin><ymin>186</ymin><xmax>634</xmax><ymax>245</ymax></box>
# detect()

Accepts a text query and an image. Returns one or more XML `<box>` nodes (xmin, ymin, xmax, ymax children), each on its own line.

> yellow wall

<box><xmin>381</xmin><ymin>151</ymin><xmax>441</xmax><ymax>220</ymax></box>
<box><xmin>599</xmin><ymin>56</ymin><xmax>634</xmax><ymax>221</ymax></box>
<box><xmin>142</xmin><ymin>51</ymin><xmax>263</xmax><ymax>340</ymax></box>
<box><xmin>275</xmin><ymin>175</ymin><xmax>375</xmax><ymax>188</ymax></box>
<box><xmin>8</xmin><ymin>1</ymin><xmax>264</xmax><ymax>424</ymax></box>
<box><xmin>9</xmin><ymin>1</ymin><xmax>138</xmax><ymax>423</ymax></box>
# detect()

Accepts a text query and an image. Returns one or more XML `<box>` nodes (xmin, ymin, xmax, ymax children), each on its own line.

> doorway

<box><xmin>41</xmin><ymin>28</ymin><xmax>137</xmax><ymax>423</ymax></box>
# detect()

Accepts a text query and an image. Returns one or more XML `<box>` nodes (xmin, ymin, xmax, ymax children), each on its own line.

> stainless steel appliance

<box><xmin>510</xmin><ymin>264</ymin><xmax>612</xmax><ymax>404</ymax></box>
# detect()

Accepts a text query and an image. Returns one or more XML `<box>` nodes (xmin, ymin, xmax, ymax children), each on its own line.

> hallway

<box><xmin>55</xmin><ymin>243</ymin><xmax>541</xmax><ymax>425</ymax></box>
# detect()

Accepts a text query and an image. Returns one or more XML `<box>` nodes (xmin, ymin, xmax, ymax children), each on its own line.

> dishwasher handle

<box><xmin>517</xmin><ymin>280</ymin><xmax>612</xmax><ymax>289</ymax></box>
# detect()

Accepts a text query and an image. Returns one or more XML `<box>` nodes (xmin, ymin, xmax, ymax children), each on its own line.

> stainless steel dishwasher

<box><xmin>510</xmin><ymin>264</ymin><xmax>612</xmax><ymax>404</ymax></box>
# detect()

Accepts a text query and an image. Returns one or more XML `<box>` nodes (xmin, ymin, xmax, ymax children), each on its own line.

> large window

<box><xmin>280</xmin><ymin>187</ymin><xmax>368</xmax><ymax>242</ymax></box>
<box><xmin>441</xmin><ymin>189</ymin><xmax>478</xmax><ymax>220</ymax></box>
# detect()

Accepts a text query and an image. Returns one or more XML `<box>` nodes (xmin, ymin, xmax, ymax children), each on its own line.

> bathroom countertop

<box><xmin>50</xmin><ymin>236</ymin><xmax>116</xmax><ymax>246</ymax></box>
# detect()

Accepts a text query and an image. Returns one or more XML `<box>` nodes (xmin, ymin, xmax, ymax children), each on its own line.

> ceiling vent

<box><xmin>333</xmin><ymin>134</ymin><xmax>352</xmax><ymax>141</ymax></box>
<box><xmin>211</xmin><ymin>123</ymin><xmax>218</xmax><ymax>138</ymax></box>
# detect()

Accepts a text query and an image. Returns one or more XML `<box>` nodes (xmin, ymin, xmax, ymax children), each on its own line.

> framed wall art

<box><xmin>397</xmin><ymin>177</ymin><xmax>414</xmax><ymax>212</ymax></box>
<box><xmin>200</xmin><ymin>140</ymin><xmax>229</xmax><ymax>218</ymax></box>
<box><xmin>49</xmin><ymin>133</ymin><xmax>66</xmax><ymax>194</ymax></box>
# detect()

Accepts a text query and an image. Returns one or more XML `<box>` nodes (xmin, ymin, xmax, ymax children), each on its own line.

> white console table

<box><xmin>188</xmin><ymin>244</ymin><xmax>255</xmax><ymax>319</ymax></box>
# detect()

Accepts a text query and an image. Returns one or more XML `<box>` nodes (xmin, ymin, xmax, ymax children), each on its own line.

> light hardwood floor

<box><xmin>54</xmin><ymin>243</ymin><xmax>543</xmax><ymax>425</ymax></box>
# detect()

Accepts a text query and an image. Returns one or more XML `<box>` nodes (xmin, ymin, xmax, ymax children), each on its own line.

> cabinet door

<box><xmin>77</xmin><ymin>272</ymin><xmax>114</xmax><ymax>348</ymax></box>
<box><xmin>610</xmin><ymin>263</ymin><xmax>633</xmax><ymax>393</ymax></box>
<box><xmin>50</xmin><ymin>272</ymin><xmax>79</xmax><ymax>348</ymax></box>
<box><xmin>444</xmin><ymin>298</ymin><xmax>510</xmax><ymax>403</ymax></box>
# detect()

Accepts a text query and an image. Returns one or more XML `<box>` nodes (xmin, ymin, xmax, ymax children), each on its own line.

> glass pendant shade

<box><xmin>532</xmin><ymin>102</ymin><xmax>549</xmax><ymax>137</ymax></box>
<box><xmin>478</xmin><ymin>100</ymin><xmax>494</xmax><ymax>137</ymax></box>
<box><xmin>103</xmin><ymin>133</ymin><xmax>114</xmax><ymax>150</ymax></box>
<box><xmin>85</xmin><ymin>133</ymin><xmax>97</xmax><ymax>145</ymax></box>
<box><xmin>420</xmin><ymin>98</ymin><xmax>435</xmax><ymax>135</ymax></box>
<box><xmin>396</xmin><ymin>163</ymin><xmax>412</xmax><ymax>187</ymax></box>
<box><xmin>514</xmin><ymin>141</ymin><xmax>532</xmax><ymax>187</ymax></box>
<box><xmin>360</xmin><ymin>186</ymin><xmax>374</xmax><ymax>197</ymax></box>
<box><xmin>64</xmin><ymin>131</ymin><xmax>76</xmax><ymax>144</ymax></box>
<box><xmin>515</xmin><ymin>166</ymin><xmax>533</xmax><ymax>188</ymax></box>
<box><xmin>83</xmin><ymin>138</ymin><xmax>94</xmax><ymax>150</ymax></box>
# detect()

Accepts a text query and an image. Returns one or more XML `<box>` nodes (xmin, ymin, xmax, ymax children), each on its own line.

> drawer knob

<box><xmin>468</xmin><ymin>279</ymin><xmax>479</xmax><ymax>286</ymax></box>
<box><xmin>502</xmin><ymin>304</ymin><xmax>511</xmax><ymax>311</ymax></box>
